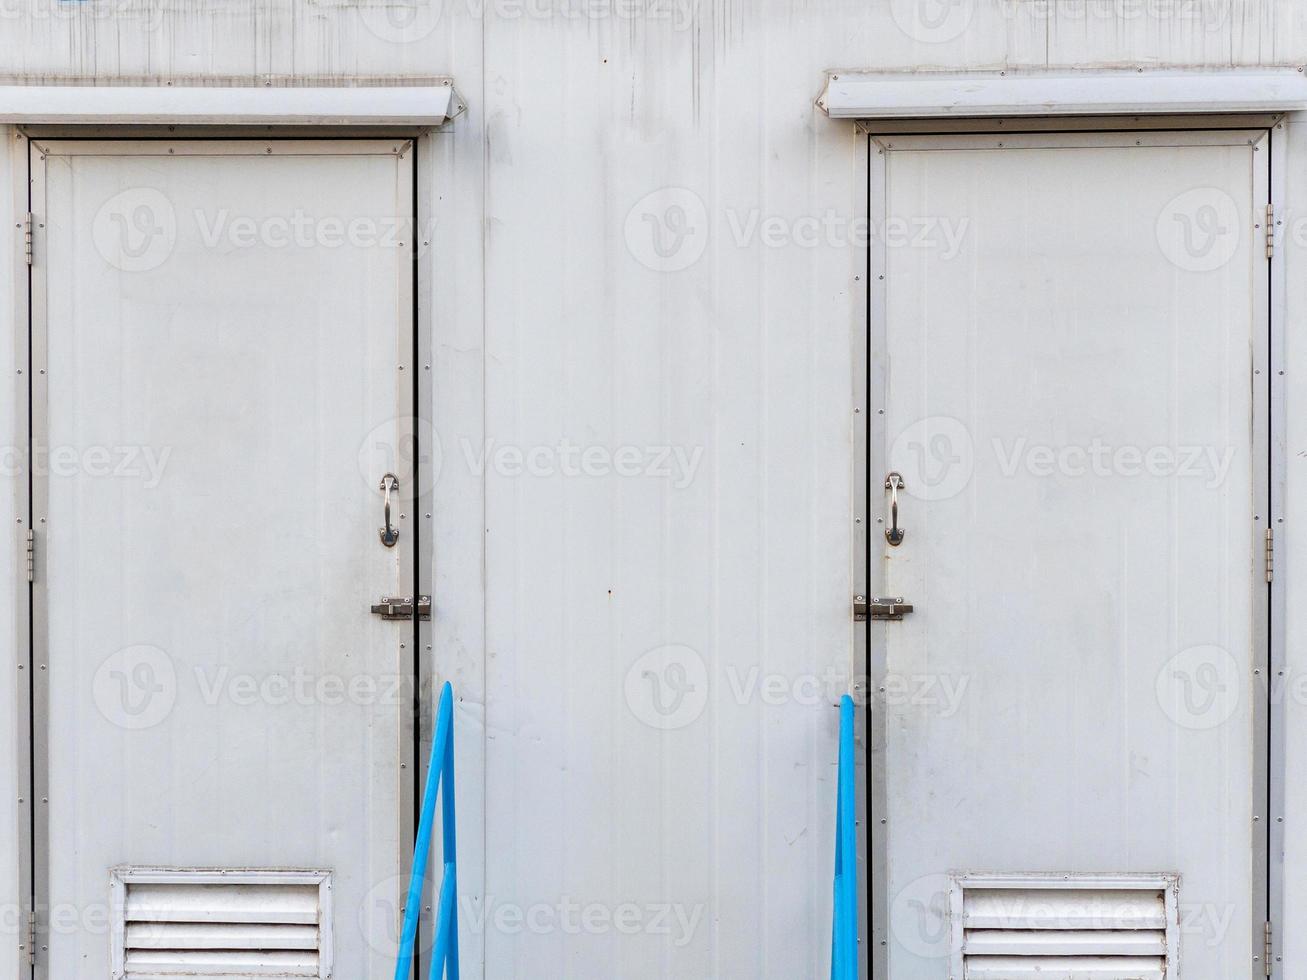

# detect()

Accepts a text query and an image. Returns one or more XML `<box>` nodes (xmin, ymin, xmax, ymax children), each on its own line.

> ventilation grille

<box><xmin>112</xmin><ymin>871</ymin><xmax>330</xmax><ymax>979</ymax></box>
<box><xmin>954</xmin><ymin>876</ymin><xmax>1176</xmax><ymax>980</ymax></box>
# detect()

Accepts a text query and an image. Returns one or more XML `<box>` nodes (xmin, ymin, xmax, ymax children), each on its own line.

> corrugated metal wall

<box><xmin>1</xmin><ymin>1</ymin><xmax>1304</xmax><ymax>78</ymax></box>
<box><xmin>4</xmin><ymin>1</ymin><xmax>1307</xmax><ymax>977</ymax></box>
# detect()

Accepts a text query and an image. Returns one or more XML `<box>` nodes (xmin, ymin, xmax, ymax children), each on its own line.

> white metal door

<box><xmin>871</xmin><ymin>130</ymin><xmax>1270</xmax><ymax>980</ymax></box>
<box><xmin>28</xmin><ymin>139</ymin><xmax>418</xmax><ymax>978</ymax></box>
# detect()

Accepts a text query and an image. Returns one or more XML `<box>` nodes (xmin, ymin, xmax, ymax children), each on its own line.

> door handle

<box><xmin>884</xmin><ymin>471</ymin><xmax>905</xmax><ymax>546</ymax></box>
<box><xmin>379</xmin><ymin>473</ymin><xmax>400</xmax><ymax>547</ymax></box>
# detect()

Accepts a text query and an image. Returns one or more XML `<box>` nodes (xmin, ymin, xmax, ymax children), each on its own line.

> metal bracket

<box><xmin>370</xmin><ymin>595</ymin><xmax>432</xmax><ymax>621</ymax></box>
<box><xmin>853</xmin><ymin>595</ymin><xmax>914</xmax><ymax>622</ymax></box>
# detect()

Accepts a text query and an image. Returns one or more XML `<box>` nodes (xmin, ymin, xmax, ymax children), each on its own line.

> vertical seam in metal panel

<box><xmin>716</xmin><ymin>30</ymin><xmax>726</xmax><ymax>980</ymax></box>
<box><xmin>858</xmin><ymin>126</ymin><xmax>871</xmax><ymax>980</ymax></box>
<box><xmin>1251</xmin><ymin>127</ymin><xmax>1273</xmax><ymax>980</ymax></box>
<box><xmin>760</xmin><ymin>60</ymin><xmax>770</xmax><ymax>980</ymax></box>
<box><xmin>867</xmin><ymin>133</ymin><xmax>888</xmax><ymax>980</ymax></box>
<box><xmin>1265</xmin><ymin>125</ymin><xmax>1274</xmax><ymax>978</ymax></box>
<box><xmin>23</xmin><ymin>130</ymin><xmax>32</xmax><ymax>980</ymax></box>
<box><xmin>1267</xmin><ymin>120</ymin><xmax>1286</xmax><ymax>980</ymax></box>
<box><xmin>479</xmin><ymin>16</ymin><xmax>491</xmax><ymax>976</ymax></box>
<box><xmin>410</xmin><ymin>137</ymin><xmax>423</xmax><ymax>980</ymax></box>
<box><xmin>11</xmin><ymin>125</ymin><xmax>33</xmax><ymax>980</ymax></box>
<box><xmin>27</xmin><ymin>138</ymin><xmax>46</xmax><ymax>980</ymax></box>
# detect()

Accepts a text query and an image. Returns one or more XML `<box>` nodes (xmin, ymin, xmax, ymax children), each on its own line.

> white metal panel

<box><xmin>818</xmin><ymin>68</ymin><xmax>1307</xmax><ymax>119</ymax></box>
<box><xmin>420</xmin><ymin>93</ymin><xmax>488</xmax><ymax>980</ymax></box>
<box><xmin>877</xmin><ymin>132</ymin><xmax>1266</xmax><ymax>980</ymax></box>
<box><xmin>479</xmin><ymin>9</ymin><xmax>854</xmax><ymax>979</ymax></box>
<box><xmin>35</xmin><ymin>140</ymin><xmax>412</xmax><ymax>979</ymax></box>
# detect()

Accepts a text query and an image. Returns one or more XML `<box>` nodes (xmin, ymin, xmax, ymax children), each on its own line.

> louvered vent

<box><xmin>952</xmin><ymin>875</ymin><xmax>1178</xmax><ymax>980</ymax></box>
<box><xmin>111</xmin><ymin>869</ymin><xmax>332</xmax><ymax>980</ymax></box>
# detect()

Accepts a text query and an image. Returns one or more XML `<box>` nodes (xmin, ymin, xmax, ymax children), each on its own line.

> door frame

<box><xmin>857</xmin><ymin>118</ymin><xmax>1285</xmax><ymax>979</ymax></box>
<box><xmin>15</xmin><ymin>134</ymin><xmax>431</xmax><ymax>979</ymax></box>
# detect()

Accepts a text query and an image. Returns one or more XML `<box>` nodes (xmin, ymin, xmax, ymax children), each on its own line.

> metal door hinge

<box><xmin>1266</xmin><ymin>204</ymin><xmax>1275</xmax><ymax>259</ymax></box>
<box><xmin>1264</xmin><ymin>920</ymin><xmax>1273</xmax><ymax>976</ymax></box>
<box><xmin>853</xmin><ymin>595</ymin><xmax>914</xmax><ymax>621</ymax></box>
<box><xmin>371</xmin><ymin>595</ymin><xmax>432</xmax><ymax>620</ymax></box>
<box><xmin>24</xmin><ymin>907</ymin><xmax>35</xmax><ymax>966</ymax></box>
<box><xmin>23</xmin><ymin>212</ymin><xmax>32</xmax><ymax>265</ymax></box>
<box><xmin>1266</xmin><ymin>527</ymin><xmax>1274</xmax><ymax>584</ymax></box>
<box><xmin>25</xmin><ymin>528</ymin><xmax>34</xmax><ymax>582</ymax></box>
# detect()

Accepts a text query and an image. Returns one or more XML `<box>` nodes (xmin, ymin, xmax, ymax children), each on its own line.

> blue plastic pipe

<box><xmin>831</xmin><ymin>694</ymin><xmax>857</xmax><ymax>980</ymax></box>
<box><xmin>394</xmin><ymin>681</ymin><xmax>459</xmax><ymax>980</ymax></box>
